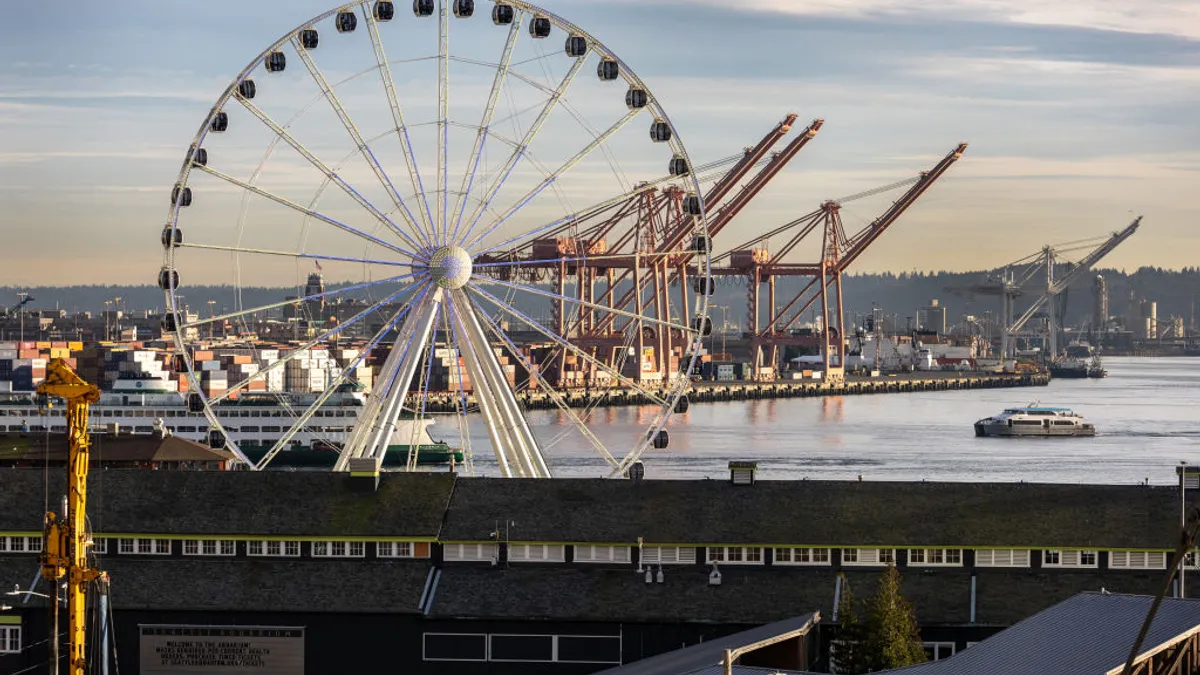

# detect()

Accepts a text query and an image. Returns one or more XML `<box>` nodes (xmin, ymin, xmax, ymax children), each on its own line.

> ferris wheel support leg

<box><xmin>336</xmin><ymin>289</ymin><xmax>444</xmax><ymax>471</ymax></box>
<box><xmin>450</xmin><ymin>290</ymin><xmax>550</xmax><ymax>478</ymax></box>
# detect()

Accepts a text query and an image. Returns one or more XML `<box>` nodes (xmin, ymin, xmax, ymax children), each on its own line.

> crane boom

<box><xmin>37</xmin><ymin>358</ymin><xmax>103</xmax><ymax>675</ymax></box>
<box><xmin>1010</xmin><ymin>216</ymin><xmax>1142</xmax><ymax>333</ymax></box>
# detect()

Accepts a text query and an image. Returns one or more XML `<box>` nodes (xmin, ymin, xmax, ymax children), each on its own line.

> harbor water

<box><xmin>457</xmin><ymin>357</ymin><xmax>1200</xmax><ymax>484</ymax></box>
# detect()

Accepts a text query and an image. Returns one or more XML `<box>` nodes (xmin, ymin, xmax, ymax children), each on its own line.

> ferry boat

<box><xmin>974</xmin><ymin>404</ymin><xmax>1096</xmax><ymax>438</ymax></box>
<box><xmin>1049</xmin><ymin>340</ymin><xmax>1107</xmax><ymax>379</ymax></box>
<box><xmin>0</xmin><ymin>388</ymin><xmax>463</xmax><ymax>468</ymax></box>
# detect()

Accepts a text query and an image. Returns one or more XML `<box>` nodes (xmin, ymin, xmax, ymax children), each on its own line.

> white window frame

<box><xmin>489</xmin><ymin>633</ymin><xmax>556</xmax><ymax>663</ymax></box>
<box><xmin>923</xmin><ymin>641</ymin><xmax>956</xmax><ymax>661</ymax></box>
<box><xmin>246</xmin><ymin>540</ymin><xmax>301</xmax><ymax>557</ymax></box>
<box><xmin>1042</xmin><ymin>549</ymin><xmax>1098</xmax><ymax>568</ymax></box>
<box><xmin>774</xmin><ymin>547</ymin><xmax>832</xmax><ymax>566</ymax></box>
<box><xmin>641</xmin><ymin>546</ymin><xmax>697</xmax><ymax>565</ymax></box>
<box><xmin>0</xmin><ymin>536</ymin><xmax>42</xmax><ymax>553</ymax></box>
<box><xmin>706</xmin><ymin>546</ymin><xmax>764</xmax><ymax>565</ymax></box>
<box><xmin>1109</xmin><ymin>551</ymin><xmax>1168</xmax><ymax>570</ymax></box>
<box><xmin>508</xmin><ymin>544</ymin><xmax>565</xmax><ymax>563</ymax></box>
<box><xmin>842</xmin><ymin>548</ymin><xmax>895</xmax><ymax>566</ymax></box>
<box><xmin>91</xmin><ymin>538</ymin><xmax>107</xmax><ymax>555</ymax></box>
<box><xmin>443</xmin><ymin>543</ymin><xmax>499</xmax><ymax>562</ymax></box>
<box><xmin>312</xmin><ymin>541</ymin><xmax>366</xmax><ymax>558</ymax></box>
<box><xmin>574</xmin><ymin>545</ymin><xmax>632</xmax><ymax>564</ymax></box>
<box><xmin>182</xmin><ymin>539</ymin><xmax>236</xmax><ymax>557</ymax></box>
<box><xmin>974</xmin><ymin>549</ymin><xmax>1031</xmax><ymax>568</ymax></box>
<box><xmin>378</xmin><ymin>542</ymin><xmax>415</xmax><ymax>558</ymax></box>
<box><xmin>119</xmin><ymin>538</ymin><xmax>171</xmax><ymax>555</ymax></box>
<box><xmin>908</xmin><ymin>549</ymin><xmax>963</xmax><ymax>567</ymax></box>
<box><xmin>423</xmin><ymin>633</ymin><xmax>489</xmax><ymax>662</ymax></box>
<box><xmin>0</xmin><ymin>625</ymin><xmax>21</xmax><ymax>654</ymax></box>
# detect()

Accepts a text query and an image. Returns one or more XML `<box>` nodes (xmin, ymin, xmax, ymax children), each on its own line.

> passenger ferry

<box><xmin>974</xmin><ymin>404</ymin><xmax>1096</xmax><ymax>438</ymax></box>
<box><xmin>0</xmin><ymin>388</ymin><xmax>463</xmax><ymax>468</ymax></box>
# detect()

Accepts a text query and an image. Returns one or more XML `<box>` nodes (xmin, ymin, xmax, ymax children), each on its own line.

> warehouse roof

<box><xmin>439</xmin><ymin>477</ymin><xmax>1179</xmax><ymax>549</ymax></box>
<box><xmin>0</xmin><ymin>469</ymin><xmax>455</xmax><ymax>538</ymax></box>
<box><xmin>889</xmin><ymin>592</ymin><xmax>1200</xmax><ymax>675</ymax></box>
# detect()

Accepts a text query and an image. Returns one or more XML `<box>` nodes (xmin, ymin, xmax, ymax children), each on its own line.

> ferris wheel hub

<box><xmin>429</xmin><ymin>245</ymin><xmax>473</xmax><ymax>290</ymax></box>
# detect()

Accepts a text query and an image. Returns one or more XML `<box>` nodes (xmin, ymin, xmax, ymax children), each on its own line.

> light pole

<box><xmin>17</xmin><ymin>292</ymin><xmax>28</xmax><ymax>345</ymax></box>
<box><xmin>103</xmin><ymin>301</ymin><xmax>112</xmax><ymax>342</ymax></box>
<box><xmin>207</xmin><ymin>300</ymin><xmax>216</xmax><ymax>341</ymax></box>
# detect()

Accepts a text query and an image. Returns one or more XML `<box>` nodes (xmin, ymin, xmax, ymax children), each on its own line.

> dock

<box><xmin>417</xmin><ymin>371</ymin><xmax>1050</xmax><ymax>412</ymax></box>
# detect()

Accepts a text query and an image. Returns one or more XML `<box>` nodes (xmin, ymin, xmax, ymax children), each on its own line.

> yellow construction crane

<box><xmin>37</xmin><ymin>358</ymin><xmax>103</xmax><ymax>675</ymax></box>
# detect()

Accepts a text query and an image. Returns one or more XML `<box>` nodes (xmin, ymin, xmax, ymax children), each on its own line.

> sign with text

<box><xmin>139</xmin><ymin>625</ymin><xmax>304</xmax><ymax>674</ymax></box>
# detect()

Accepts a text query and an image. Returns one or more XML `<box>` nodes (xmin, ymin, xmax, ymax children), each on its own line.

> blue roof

<box><xmin>888</xmin><ymin>592</ymin><xmax>1200</xmax><ymax>675</ymax></box>
<box><xmin>1015</xmin><ymin>406</ymin><xmax>1071</xmax><ymax>412</ymax></box>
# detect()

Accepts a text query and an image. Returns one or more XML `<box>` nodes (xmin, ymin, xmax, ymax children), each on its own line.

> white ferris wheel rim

<box><xmin>160</xmin><ymin>0</ymin><xmax>713</xmax><ymax>477</ymax></box>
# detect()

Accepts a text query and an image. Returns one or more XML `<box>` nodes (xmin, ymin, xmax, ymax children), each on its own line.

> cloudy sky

<box><xmin>1</xmin><ymin>0</ymin><xmax>1197</xmax><ymax>285</ymax></box>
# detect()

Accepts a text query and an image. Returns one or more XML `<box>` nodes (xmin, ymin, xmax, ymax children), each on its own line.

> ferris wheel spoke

<box><xmin>456</xmin><ymin>53</ymin><xmax>589</xmax><ymax>248</ymax></box>
<box><xmin>438</xmin><ymin>295</ymin><xmax>474</xmax><ymax>473</ymax></box>
<box><xmin>289</xmin><ymin>30</ymin><xmax>431</xmax><ymax>253</ymax></box>
<box><xmin>474</xmin><ymin>302</ymin><xmax>619</xmax><ymax>468</ymax></box>
<box><xmin>177</xmin><ymin>271</ymin><xmax>419</xmax><ymax>331</ymax></box>
<box><xmin>362</xmin><ymin>2</ymin><xmax>438</xmax><ymax>243</ymax></box>
<box><xmin>466</xmin><ymin>284</ymin><xmax>671</xmax><ymax>408</ymax></box>
<box><xmin>336</xmin><ymin>287</ymin><xmax>446</xmax><ymax>470</ymax></box>
<box><xmin>446</xmin><ymin>291</ymin><xmax>549</xmax><ymax>478</ymax></box>
<box><xmin>204</xmin><ymin>282</ymin><xmax>426</xmax><ymax>405</ymax></box>
<box><xmin>474</xmin><ymin>275</ymin><xmax>693</xmax><ymax>337</ymax></box>
<box><xmin>464</xmin><ymin>107</ymin><xmax>641</xmax><ymax>252</ymax></box>
<box><xmin>179</xmin><ymin>242</ymin><xmax>416</xmax><ymax>269</ymax></box>
<box><xmin>436</xmin><ymin>0</ymin><xmax>450</xmax><ymax>246</ymax></box>
<box><xmin>233</xmin><ymin>96</ymin><xmax>431</xmax><ymax>255</ymax></box>
<box><xmin>405</xmin><ymin>300</ymin><xmax>444</xmax><ymax>472</ymax></box>
<box><xmin>449</xmin><ymin>10</ymin><xmax>524</xmax><ymax>247</ymax></box>
<box><xmin>473</xmin><ymin>169</ymin><xmax>698</xmax><ymax>259</ymax></box>
<box><xmin>252</xmin><ymin>284</ymin><xmax>430</xmax><ymax>470</ymax></box>
<box><xmin>194</xmin><ymin>164</ymin><xmax>419</xmax><ymax>260</ymax></box>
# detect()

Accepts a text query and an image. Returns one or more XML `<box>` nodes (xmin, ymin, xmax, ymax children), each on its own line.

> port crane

<box><xmin>952</xmin><ymin>217</ymin><xmax>1143</xmax><ymax>359</ymax></box>
<box><xmin>1</xmin><ymin>292</ymin><xmax>34</xmax><ymax>318</ymax></box>
<box><xmin>36</xmin><ymin>358</ymin><xmax>105</xmax><ymax>675</ymax></box>
<box><xmin>713</xmin><ymin>143</ymin><xmax>969</xmax><ymax>380</ymax></box>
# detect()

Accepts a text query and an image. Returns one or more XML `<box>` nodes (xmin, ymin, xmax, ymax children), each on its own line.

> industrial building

<box><xmin>1</xmin><ymin>467</ymin><xmax>1196</xmax><ymax>674</ymax></box>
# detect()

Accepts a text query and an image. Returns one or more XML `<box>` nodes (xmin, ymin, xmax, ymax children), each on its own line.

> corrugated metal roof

<box><xmin>591</xmin><ymin>614</ymin><xmax>819</xmax><ymax>675</ymax></box>
<box><xmin>890</xmin><ymin>592</ymin><xmax>1200</xmax><ymax>675</ymax></box>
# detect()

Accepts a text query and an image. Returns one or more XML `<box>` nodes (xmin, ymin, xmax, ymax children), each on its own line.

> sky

<box><xmin>0</xmin><ymin>0</ymin><xmax>1198</xmax><ymax>286</ymax></box>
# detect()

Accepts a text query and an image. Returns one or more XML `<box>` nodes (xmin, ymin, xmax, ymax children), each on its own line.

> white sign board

<box><xmin>139</xmin><ymin>625</ymin><xmax>304</xmax><ymax>674</ymax></box>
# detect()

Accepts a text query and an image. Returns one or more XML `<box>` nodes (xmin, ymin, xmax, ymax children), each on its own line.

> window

<box><xmin>774</xmin><ymin>547</ymin><xmax>832</xmax><ymax>566</ymax></box>
<box><xmin>842</xmin><ymin>548</ymin><xmax>895</xmax><ymax>566</ymax></box>
<box><xmin>422</xmin><ymin>633</ymin><xmax>620</xmax><ymax>664</ymax></box>
<box><xmin>1043</xmin><ymin>550</ymin><xmax>1098</xmax><ymax>568</ymax></box>
<box><xmin>908</xmin><ymin>549</ymin><xmax>963</xmax><ymax>567</ymax></box>
<box><xmin>974</xmin><ymin>549</ymin><xmax>1031</xmax><ymax>568</ymax></box>
<box><xmin>1110</xmin><ymin>551</ymin><xmax>1168</xmax><ymax>570</ymax></box>
<box><xmin>641</xmin><ymin>546</ymin><xmax>697</xmax><ymax>565</ymax></box>
<box><xmin>0</xmin><ymin>536</ymin><xmax>41</xmax><ymax>553</ymax></box>
<box><xmin>0</xmin><ymin>626</ymin><xmax>20</xmax><ymax>654</ymax></box>
<box><xmin>707</xmin><ymin>546</ymin><xmax>764</xmax><ymax>565</ymax></box>
<box><xmin>182</xmin><ymin>539</ymin><xmax>236</xmax><ymax>556</ymax></box>
<box><xmin>923</xmin><ymin>642</ymin><xmax>955</xmax><ymax>661</ymax></box>
<box><xmin>119</xmin><ymin>538</ymin><xmax>171</xmax><ymax>555</ymax></box>
<box><xmin>443</xmin><ymin>543</ymin><xmax>499</xmax><ymax>562</ymax></box>
<box><xmin>509</xmin><ymin>544</ymin><xmax>565</xmax><ymax>562</ymax></box>
<box><xmin>247</xmin><ymin>540</ymin><xmax>301</xmax><ymax>557</ymax></box>
<box><xmin>312</xmin><ymin>541</ymin><xmax>366</xmax><ymax>558</ymax></box>
<box><xmin>574</xmin><ymin>545</ymin><xmax>631</xmax><ymax>564</ymax></box>
<box><xmin>378</xmin><ymin>542</ymin><xmax>414</xmax><ymax>558</ymax></box>
<box><xmin>91</xmin><ymin>538</ymin><xmax>107</xmax><ymax>555</ymax></box>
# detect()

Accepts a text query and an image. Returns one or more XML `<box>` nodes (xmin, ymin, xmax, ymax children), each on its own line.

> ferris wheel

<box><xmin>159</xmin><ymin>0</ymin><xmax>712</xmax><ymax>478</ymax></box>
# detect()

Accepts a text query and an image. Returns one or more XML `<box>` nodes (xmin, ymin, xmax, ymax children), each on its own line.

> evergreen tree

<box><xmin>833</xmin><ymin>573</ymin><xmax>867</xmax><ymax>674</ymax></box>
<box><xmin>863</xmin><ymin>565</ymin><xmax>926</xmax><ymax>670</ymax></box>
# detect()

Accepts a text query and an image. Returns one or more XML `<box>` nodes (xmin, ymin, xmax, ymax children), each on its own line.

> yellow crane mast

<box><xmin>37</xmin><ymin>358</ymin><xmax>103</xmax><ymax>675</ymax></box>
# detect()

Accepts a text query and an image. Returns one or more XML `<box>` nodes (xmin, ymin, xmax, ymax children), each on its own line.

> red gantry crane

<box><xmin>713</xmin><ymin>142</ymin><xmax>968</xmax><ymax>382</ymax></box>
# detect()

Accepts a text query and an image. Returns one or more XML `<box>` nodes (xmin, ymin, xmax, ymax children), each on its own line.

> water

<box><xmin>455</xmin><ymin>357</ymin><xmax>1200</xmax><ymax>485</ymax></box>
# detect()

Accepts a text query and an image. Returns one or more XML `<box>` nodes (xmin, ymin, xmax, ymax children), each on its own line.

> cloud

<box><xmin>620</xmin><ymin>0</ymin><xmax>1200</xmax><ymax>40</ymax></box>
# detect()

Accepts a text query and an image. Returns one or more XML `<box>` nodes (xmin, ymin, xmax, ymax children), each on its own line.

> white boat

<box><xmin>974</xmin><ymin>404</ymin><xmax>1095</xmax><ymax>438</ymax></box>
<box><xmin>0</xmin><ymin>389</ymin><xmax>461</xmax><ymax>467</ymax></box>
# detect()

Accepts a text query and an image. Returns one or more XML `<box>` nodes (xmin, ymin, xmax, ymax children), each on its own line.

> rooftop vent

<box><xmin>347</xmin><ymin>457</ymin><xmax>381</xmax><ymax>493</ymax></box>
<box><xmin>729</xmin><ymin>461</ymin><xmax>758</xmax><ymax>486</ymax></box>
